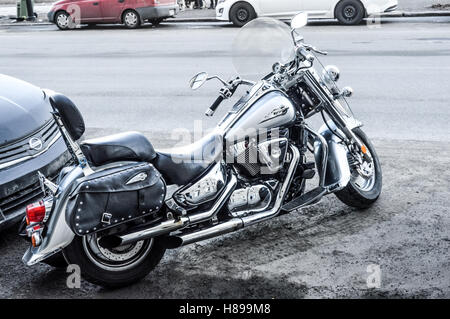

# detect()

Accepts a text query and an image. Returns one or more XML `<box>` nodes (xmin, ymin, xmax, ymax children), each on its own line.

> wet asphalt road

<box><xmin>0</xmin><ymin>17</ymin><xmax>449</xmax><ymax>144</ymax></box>
<box><xmin>0</xmin><ymin>18</ymin><xmax>449</xmax><ymax>298</ymax></box>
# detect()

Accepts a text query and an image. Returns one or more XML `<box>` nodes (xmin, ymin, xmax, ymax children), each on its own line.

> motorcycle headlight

<box><xmin>324</xmin><ymin>65</ymin><xmax>340</xmax><ymax>82</ymax></box>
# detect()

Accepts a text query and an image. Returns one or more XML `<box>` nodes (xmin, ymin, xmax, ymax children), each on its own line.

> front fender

<box><xmin>314</xmin><ymin>121</ymin><xmax>351</xmax><ymax>191</ymax></box>
<box><xmin>22</xmin><ymin>166</ymin><xmax>83</xmax><ymax>266</ymax></box>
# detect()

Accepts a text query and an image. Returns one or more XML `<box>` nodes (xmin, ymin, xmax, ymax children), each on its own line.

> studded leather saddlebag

<box><xmin>66</xmin><ymin>162</ymin><xmax>166</xmax><ymax>236</ymax></box>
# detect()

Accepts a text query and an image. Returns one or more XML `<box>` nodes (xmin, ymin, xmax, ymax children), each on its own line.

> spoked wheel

<box><xmin>335</xmin><ymin>128</ymin><xmax>382</xmax><ymax>208</ymax></box>
<box><xmin>63</xmin><ymin>233</ymin><xmax>166</xmax><ymax>288</ymax></box>
<box><xmin>335</xmin><ymin>0</ymin><xmax>365</xmax><ymax>25</ymax></box>
<box><xmin>123</xmin><ymin>10</ymin><xmax>141</xmax><ymax>29</ymax></box>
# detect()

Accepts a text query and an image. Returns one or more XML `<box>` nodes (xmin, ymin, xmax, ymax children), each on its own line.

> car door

<box><xmin>100</xmin><ymin>0</ymin><xmax>126</xmax><ymax>22</ymax></box>
<box><xmin>301</xmin><ymin>0</ymin><xmax>337</xmax><ymax>18</ymax></box>
<box><xmin>259</xmin><ymin>0</ymin><xmax>302</xmax><ymax>18</ymax></box>
<box><xmin>75</xmin><ymin>0</ymin><xmax>103</xmax><ymax>22</ymax></box>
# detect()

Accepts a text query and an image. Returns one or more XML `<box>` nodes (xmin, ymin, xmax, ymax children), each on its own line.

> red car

<box><xmin>48</xmin><ymin>0</ymin><xmax>179</xmax><ymax>30</ymax></box>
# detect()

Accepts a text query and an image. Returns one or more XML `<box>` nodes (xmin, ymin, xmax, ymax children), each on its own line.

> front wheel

<box><xmin>335</xmin><ymin>128</ymin><xmax>382</xmax><ymax>208</ymax></box>
<box><xmin>55</xmin><ymin>11</ymin><xmax>71</xmax><ymax>30</ymax></box>
<box><xmin>63</xmin><ymin>233</ymin><xmax>166</xmax><ymax>288</ymax></box>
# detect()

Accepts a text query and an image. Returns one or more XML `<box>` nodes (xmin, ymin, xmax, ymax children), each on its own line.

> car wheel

<box><xmin>335</xmin><ymin>0</ymin><xmax>365</xmax><ymax>25</ymax></box>
<box><xmin>123</xmin><ymin>10</ymin><xmax>141</xmax><ymax>29</ymax></box>
<box><xmin>150</xmin><ymin>18</ymin><xmax>164</xmax><ymax>26</ymax></box>
<box><xmin>230</xmin><ymin>2</ymin><xmax>256</xmax><ymax>27</ymax></box>
<box><xmin>55</xmin><ymin>11</ymin><xmax>71</xmax><ymax>30</ymax></box>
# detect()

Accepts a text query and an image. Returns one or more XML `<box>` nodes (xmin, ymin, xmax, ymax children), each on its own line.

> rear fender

<box><xmin>22</xmin><ymin>166</ymin><xmax>83</xmax><ymax>266</ymax></box>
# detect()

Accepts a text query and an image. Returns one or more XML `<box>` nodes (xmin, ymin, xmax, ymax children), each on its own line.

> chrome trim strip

<box><xmin>0</xmin><ymin>132</ymin><xmax>62</xmax><ymax>170</ymax></box>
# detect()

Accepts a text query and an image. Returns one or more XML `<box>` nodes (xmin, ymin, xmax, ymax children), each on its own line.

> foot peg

<box><xmin>281</xmin><ymin>187</ymin><xmax>326</xmax><ymax>212</ymax></box>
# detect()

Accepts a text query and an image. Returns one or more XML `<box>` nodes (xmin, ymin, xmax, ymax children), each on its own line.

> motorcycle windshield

<box><xmin>312</xmin><ymin>51</ymin><xmax>355</xmax><ymax>119</ymax></box>
<box><xmin>232</xmin><ymin>18</ymin><xmax>295</xmax><ymax>81</ymax></box>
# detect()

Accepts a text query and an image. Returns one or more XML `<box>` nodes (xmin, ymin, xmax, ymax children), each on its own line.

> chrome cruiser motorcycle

<box><xmin>21</xmin><ymin>13</ymin><xmax>381</xmax><ymax>287</ymax></box>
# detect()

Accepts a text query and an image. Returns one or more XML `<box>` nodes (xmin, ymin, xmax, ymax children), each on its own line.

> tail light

<box><xmin>25</xmin><ymin>197</ymin><xmax>53</xmax><ymax>247</ymax></box>
<box><xmin>26</xmin><ymin>201</ymin><xmax>46</xmax><ymax>225</ymax></box>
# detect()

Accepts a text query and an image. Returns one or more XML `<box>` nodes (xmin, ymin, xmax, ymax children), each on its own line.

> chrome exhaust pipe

<box><xmin>163</xmin><ymin>145</ymin><xmax>300</xmax><ymax>249</ymax></box>
<box><xmin>105</xmin><ymin>174</ymin><xmax>238</xmax><ymax>248</ymax></box>
<box><xmin>164</xmin><ymin>219</ymin><xmax>244</xmax><ymax>248</ymax></box>
<box><xmin>108</xmin><ymin>146</ymin><xmax>298</xmax><ymax>249</ymax></box>
<box><xmin>117</xmin><ymin>216</ymin><xmax>190</xmax><ymax>247</ymax></box>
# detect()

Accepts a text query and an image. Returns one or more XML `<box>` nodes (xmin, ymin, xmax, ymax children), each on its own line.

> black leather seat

<box><xmin>153</xmin><ymin>132</ymin><xmax>223</xmax><ymax>185</ymax></box>
<box><xmin>81</xmin><ymin>131</ymin><xmax>157</xmax><ymax>167</ymax></box>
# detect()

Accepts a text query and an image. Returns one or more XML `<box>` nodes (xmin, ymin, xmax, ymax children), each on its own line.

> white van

<box><xmin>216</xmin><ymin>0</ymin><xmax>398</xmax><ymax>26</ymax></box>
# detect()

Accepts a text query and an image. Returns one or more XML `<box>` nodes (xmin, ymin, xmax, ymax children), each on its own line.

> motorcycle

<box><xmin>21</xmin><ymin>12</ymin><xmax>382</xmax><ymax>288</ymax></box>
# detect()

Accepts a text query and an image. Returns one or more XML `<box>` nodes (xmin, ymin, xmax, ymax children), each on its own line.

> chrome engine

<box><xmin>227</xmin><ymin>183</ymin><xmax>274</xmax><ymax>217</ymax></box>
<box><xmin>175</xmin><ymin>163</ymin><xmax>226</xmax><ymax>206</ymax></box>
<box><xmin>229</xmin><ymin>137</ymin><xmax>289</xmax><ymax>177</ymax></box>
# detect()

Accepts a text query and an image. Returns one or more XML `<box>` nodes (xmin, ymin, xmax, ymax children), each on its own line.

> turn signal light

<box><xmin>361</xmin><ymin>145</ymin><xmax>368</xmax><ymax>154</ymax></box>
<box><xmin>26</xmin><ymin>201</ymin><xmax>46</xmax><ymax>225</ymax></box>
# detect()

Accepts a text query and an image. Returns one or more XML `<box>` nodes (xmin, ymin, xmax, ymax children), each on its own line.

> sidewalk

<box><xmin>0</xmin><ymin>1</ymin><xmax>449</xmax><ymax>25</ymax></box>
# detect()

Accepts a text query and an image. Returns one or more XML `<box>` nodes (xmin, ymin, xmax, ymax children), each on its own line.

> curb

<box><xmin>0</xmin><ymin>11</ymin><xmax>449</xmax><ymax>26</ymax></box>
<box><xmin>382</xmin><ymin>10</ymin><xmax>450</xmax><ymax>17</ymax></box>
<box><xmin>166</xmin><ymin>17</ymin><xmax>218</xmax><ymax>23</ymax></box>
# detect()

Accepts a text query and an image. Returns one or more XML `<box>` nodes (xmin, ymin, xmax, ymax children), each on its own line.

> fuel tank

<box><xmin>224</xmin><ymin>90</ymin><xmax>296</xmax><ymax>143</ymax></box>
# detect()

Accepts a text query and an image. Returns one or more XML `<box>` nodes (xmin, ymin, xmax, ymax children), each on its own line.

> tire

<box><xmin>335</xmin><ymin>128</ymin><xmax>382</xmax><ymax>208</ymax></box>
<box><xmin>335</xmin><ymin>0</ymin><xmax>365</xmax><ymax>25</ymax></box>
<box><xmin>229</xmin><ymin>2</ymin><xmax>256</xmax><ymax>27</ymax></box>
<box><xmin>55</xmin><ymin>11</ymin><xmax>71</xmax><ymax>30</ymax></box>
<box><xmin>42</xmin><ymin>252</ymin><xmax>68</xmax><ymax>268</ymax></box>
<box><xmin>122</xmin><ymin>10</ymin><xmax>141</xmax><ymax>29</ymax></box>
<box><xmin>63</xmin><ymin>234</ymin><xmax>166</xmax><ymax>288</ymax></box>
<box><xmin>150</xmin><ymin>18</ymin><xmax>164</xmax><ymax>26</ymax></box>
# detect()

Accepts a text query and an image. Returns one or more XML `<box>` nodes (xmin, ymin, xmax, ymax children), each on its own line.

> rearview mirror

<box><xmin>189</xmin><ymin>72</ymin><xmax>209</xmax><ymax>90</ymax></box>
<box><xmin>291</xmin><ymin>12</ymin><xmax>308</xmax><ymax>29</ymax></box>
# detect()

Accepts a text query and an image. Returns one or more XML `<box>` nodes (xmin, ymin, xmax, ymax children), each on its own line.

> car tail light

<box><xmin>26</xmin><ymin>201</ymin><xmax>46</xmax><ymax>224</ymax></box>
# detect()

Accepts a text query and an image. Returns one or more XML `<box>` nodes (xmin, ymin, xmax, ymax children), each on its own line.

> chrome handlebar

<box><xmin>205</xmin><ymin>77</ymin><xmax>255</xmax><ymax>117</ymax></box>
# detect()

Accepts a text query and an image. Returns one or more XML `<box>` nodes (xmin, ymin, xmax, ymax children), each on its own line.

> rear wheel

<box><xmin>335</xmin><ymin>128</ymin><xmax>382</xmax><ymax>208</ymax></box>
<box><xmin>335</xmin><ymin>0</ymin><xmax>365</xmax><ymax>25</ymax></box>
<box><xmin>230</xmin><ymin>2</ymin><xmax>256</xmax><ymax>27</ymax></box>
<box><xmin>123</xmin><ymin>10</ymin><xmax>141</xmax><ymax>29</ymax></box>
<box><xmin>63</xmin><ymin>233</ymin><xmax>166</xmax><ymax>288</ymax></box>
